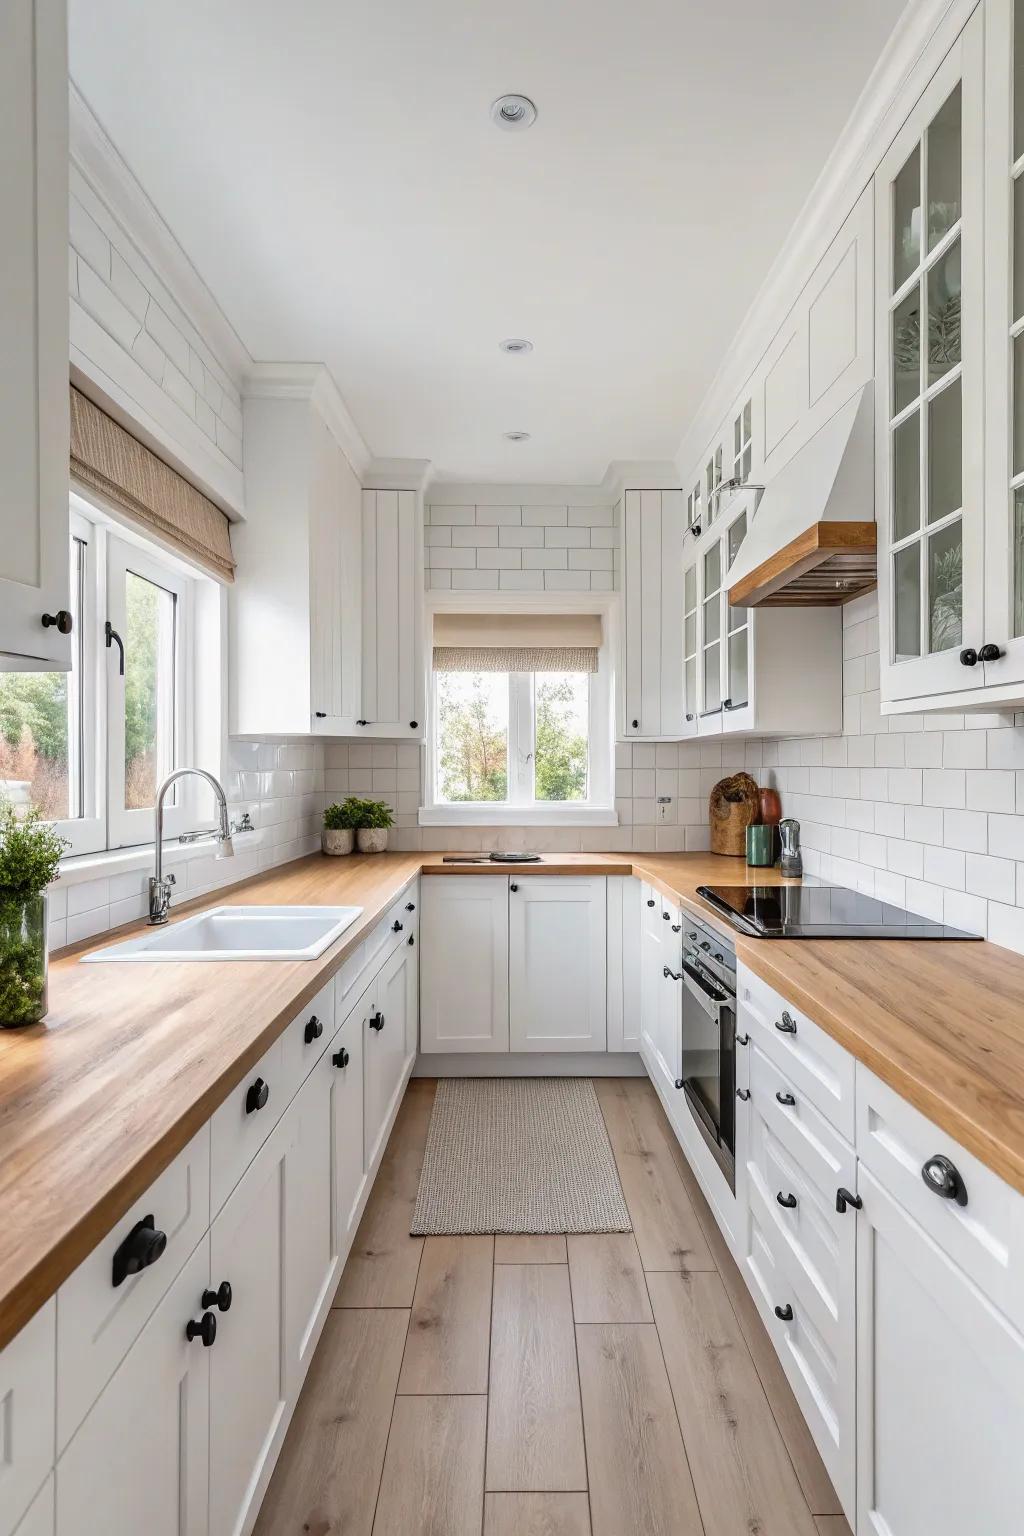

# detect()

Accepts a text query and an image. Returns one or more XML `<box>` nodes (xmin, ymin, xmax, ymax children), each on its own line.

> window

<box><xmin>686</xmin><ymin>480</ymin><xmax>702</xmax><ymax>532</ymax></box>
<box><xmin>706</xmin><ymin>446</ymin><xmax>723</xmax><ymax>525</ymax></box>
<box><xmin>733</xmin><ymin>399</ymin><xmax>752</xmax><ymax>484</ymax></box>
<box><xmin>0</xmin><ymin>498</ymin><xmax>200</xmax><ymax>856</ymax></box>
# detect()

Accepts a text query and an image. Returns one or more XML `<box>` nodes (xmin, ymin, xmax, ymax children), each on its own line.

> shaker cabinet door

<box><xmin>508</xmin><ymin>876</ymin><xmax>607</xmax><ymax>1052</ymax></box>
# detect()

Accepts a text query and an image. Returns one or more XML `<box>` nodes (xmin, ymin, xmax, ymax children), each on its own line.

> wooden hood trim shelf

<box><xmin>728</xmin><ymin>520</ymin><xmax>877</xmax><ymax>608</ymax></box>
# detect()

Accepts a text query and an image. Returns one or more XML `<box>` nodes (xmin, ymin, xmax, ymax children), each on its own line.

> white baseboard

<box><xmin>413</xmin><ymin>1051</ymin><xmax>645</xmax><ymax>1077</ymax></box>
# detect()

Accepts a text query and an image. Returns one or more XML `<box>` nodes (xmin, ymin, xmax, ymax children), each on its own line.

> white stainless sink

<box><xmin>81</xmin><ymin>905</ymin><xmax>363</xmax><ymax>963</ymax></box>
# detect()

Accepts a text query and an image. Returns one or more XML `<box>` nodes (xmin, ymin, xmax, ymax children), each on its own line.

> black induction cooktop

<box><xmin>697</xmin><ymin>884</ymin><xmax>982</xmax><ymax>940</ymax></box>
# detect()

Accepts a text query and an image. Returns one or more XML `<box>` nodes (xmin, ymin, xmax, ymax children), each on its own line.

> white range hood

<box><xmin>726</xmin><ymin>384</ymin><xmax>876</xmax><ymax>608</ymax></box>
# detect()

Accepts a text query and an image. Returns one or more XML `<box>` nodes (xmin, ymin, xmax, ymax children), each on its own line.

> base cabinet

<box><xmin>56</xmin><ymin>1240</ymin><xmax>211</xmax><ymax>1536</ymax></box>
<box><xmin>364</xmin><ymin>941</ymin><xmax>417</xmax><ymax>1170</ymax></box>
<box><xmin>855</xmin><ymin>1167</ymin><xmax>1024</xmax><ymax>1536</ymax></box>
<box><xmin>508</xmin><ymin>877</ymin><xmax>607</xmax><ymax>1051</ymax></box>
<box><xmin>420</xmin><ymin>877</ymin><xmax>509</xmax><ymax>1052</ymax></box>
<box><xmin>331</xmin><ymin>1001</ymin><xmax>366</xmax><ymax>1253</ymax></box>
<box><xmin>286</xmin><ymin>1052</ymin><xmax>340</xmax><ymax>1392</ymax></box>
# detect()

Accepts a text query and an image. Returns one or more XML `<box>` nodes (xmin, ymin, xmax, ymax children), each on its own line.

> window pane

<box><xmin>893</xmin><ymin>286</ymin><xmax>921</xmax><ymax>413</ymax></box>
<box><xmin>685</xmin><ymin>656</ymin><xmax>697</xmax><ymax>716</ymax></box>
<box><xmin>928</xmin><ymin>378</ymin><xmax>962</xmax><ymax>524</ymax></box>
<box><xmin>0</xmin><ymin>536</ymin><xmax>83</xmax><ymax>821</ymax></box>
<box><xmin>1015</xmin><ymin>0</ymin><xmax>1024</xmax><ymax>159</ymax></box>
<box><xmin>894</xmin><ymin>544</ymin><xmax>921</xmax><ymax>661</ymax></box>
<box><xmin>436</xmin><ymin>671</ymin><xmax>508</xmax><ymax>801</ymax></box>
<box><xmin>124</xmin><ymin>569</ymin><xmax>177</xmax><ymax>810</ymax></box>
<box><xmin>927</xmin><ymin>239</ymin><xmax>961</xmax><ymax>385</ymax></box>
<box><xmin>1014</xmin><ymin>175</ymin><xmax>1024</xmax><ymax>322</ymax></box>
<box><xmin>727</xmin><ymin>630</ymin><xmax>748</xmax><ymax>709</ymax></box>
<box><xmin>704</xmin><ymin>541</ymin><xmax>721</xmax><ymax>594</ymax></box>
<box><xmin>684</xmin><ymin>565</ymin><xmax>696</xmax><ymax>613</ymax></box>
<box><xmin>1014</xmin><ymin>489</ymin><xmax>1024</xmax><ymax>638</ymax></box>
<box><xmin>928</xmin><ymin>520</ymin><xmax>962</xmax><ymax>653</ymax></box>
<box><xmin>1015</xmin><ymin>332</ymin><xmax>1024</xmax><ymax>476</ymax></box>
<box><xmin>534</xmin><ymin>672</ymin><xmax>589</xmax><ymax>802</ymax></box>
<box><xmin>704</xmin><ymin>643</ymin><xmax>721</xmax><ymax>712</ymax></box>
<box><xmin>684</xmin><ymin>612</ymin><xmax>697</xmax><ymax>657</ymax></box>
<box><xmin>728</xmin><ymin>513</ymin><xmax>746</xmax><ymax>569</ymax></box>
<box><xmin>703</xmin><ymin>595</ymin><xmax>721</xmax><ymax>646</ymax></box>
<box><xmin>926</xmin><ymin>84</ymin><xmax>961</xmax><ymax>251</ymax></box>
<box><xmin>893</xmin><ymin>144</ymin><xmax>921</xmax><ymax>291</ymax></box>
<box><xmin>893</xmin><ymin>412</ymin><xmax>921</xmax><ymax>542</ymax></box>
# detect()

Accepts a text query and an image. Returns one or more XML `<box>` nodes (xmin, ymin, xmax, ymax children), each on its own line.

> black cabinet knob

<box><xmin>41</xmin><ymin>609</ymin><xmax>73</xmax><ymax>634</ymax></box>
<box><xmin>736</xmin><ymin>1087</ymin><xmax>751</xmax><ymax>1101</ymax></box>
<box><xmin>775</xmin><ymin>1012</ymin><xmax>797</xmax><ymax>1035</ymax></box>
<box><xmin>776</xmin><ymin>1090</ymin><xmax>796</xmax><ymax>1107</ymax></box>
<box><xmin>112</xmin><ymin>1214</ymin><xmax>167</xmax><ymax>1288</ymax></box>
<box><xmin>836</xmin><ymin>1187</ymin><xmax>863</xmax><ymax>1215</ymax></box>
<box><xmin>304</xmin><ymin>1015</ymin><xmax>324</xmax><ymax>1045</ymax></box>
<box><xmin>631</xmin><ymin>719</ymin><xmax>639</xmax><ymax>730</ymax></box>
<box><xmin>776</xmin><ymin>1191</ymin><xmax>797</xmax><ymax>1210</ymax></box>
<box><xmin>979</xmin><ymin>643</ymin><xmax>1004</xmax><ymax>663</ymax></box>
<box><xmin>674</xmin><ymin>1078</ymin><xmax>685</xmax><ymax>1091</ymax></box>
<box><xmin>510</xmin><ymin>882</ymin><xmax>519</xmax><ymax>892</ymax></box>
<box><xmin>202</xmin><ymin>1281</ymin><xmax>232</xmax><ymax>1312</ymax></box>
<box><xmin>314</xmin><ymin>710</ymin><xmax>327</xmax><ymax>719</ymax></box>
<box><xmin>333</xmin><ymin>1046</ymin><xmax>350</xmax><ymax>1068</ymax></box>
<box><xmin>369</xmin><ymin>1012</ymin><xmax>385</xmax><ymax>1032</ymax></box>
<box><xmin>408</xmin><ymin>933</ymin><xmax>415</xmax><ymax>946</ymax></box>
<box><xmin>392</xmin><ymin>920</ymin><xmax>403</xmax><ymax>932</ymax></box>
<box><xmin>921</xmin><ymin>1154</ymin><xmax>968</xmax><ymax>1206</ymax></box>
<box><xmin>245</xmin><ymin>1077</ymin><xmax>270</xmax><ymax>1114</ymax></box>
<box><xmin>959</xmin><ymin>647</ymin><xmax>979</xmax><ymax>667</ymax></box>
<box><xmin>186</xmin><ymin>1312</ymin><xmax>217</xmax><ymax>1347</ymax></box>
<box><xmin>736</xmin><ymin>1032</ymin><xmax>749</xmax><ymax>1046</ymax></box>
<box><xmin>774</xmin><ymin>1304</ymin><xmax>794</xmax><ymax>1322</ymax></box>
<box><xmin>671</xmin><ymin>923</ymin><xmax>681</xmax><ymax>933</ymax></box>
<box><xmin>410</xmin><ymin>720</ymin><xmax>419</xmax><ymax>729</ymax></box>
<box><xmin>646</xmin><ymin>899</ymin><xmax>656</xmax><ymax>908</ymax></box>
<box><xmin>356</xmin><ymin>719</ymin><xmax>369</xmax><ymax>726</ymax></box>
<box><xmin>685</xmin><ymin>713</ymin><xmax>694</xmax><ymax>722</ymax></box>
<box><xmin>406</xmin><ymin>902</ymin><xmax>416</xmax><ymax>912</ymax></box>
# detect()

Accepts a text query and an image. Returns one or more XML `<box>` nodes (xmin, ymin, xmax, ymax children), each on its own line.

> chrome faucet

<box><xmin>149</xmin><ymin>768</ymin><xmax>234</xmax><ymax>924</ymax></box>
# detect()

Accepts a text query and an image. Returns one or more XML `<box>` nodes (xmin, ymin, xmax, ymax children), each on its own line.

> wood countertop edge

<box><xmin>4</xmin><ymin>849</ymin><xmax>1024</xmax><ymax>1351</ymax></box>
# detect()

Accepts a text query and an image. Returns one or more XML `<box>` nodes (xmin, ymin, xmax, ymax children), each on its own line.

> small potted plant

<box><xmin>354</xmin><ymin>797</ymin><xmax>394</xmax><ymax>854</ymax></box>
<box><xmin>0</xmin><ymin>803</ymin><xmax>68</xmax><ymax>1029</ymax></box>
<box><xmin>322</xmin><ymin>798</ymin><xmax>360</xmax><ymax>856</ymax></box>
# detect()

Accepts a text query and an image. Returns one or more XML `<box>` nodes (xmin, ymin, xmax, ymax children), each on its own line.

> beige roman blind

<box><xmin>432</xmin><ymin>612</ymin><xmax>602</xmax><ymax>673</ymax></box>
<box><xmin>69</xmin><ymin>387</ymin><xmax>236</xmax><ymax>582</ymax></box>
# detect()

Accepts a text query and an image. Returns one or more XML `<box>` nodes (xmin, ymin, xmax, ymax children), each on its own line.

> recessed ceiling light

<box><xmin>491</xmin><ymin>94</ymin><xmax>537</xmax><ymax>131</ymax></box>
<box><xmin>504</xmin><ymin>430</ymin><xmax>531</xmax><ymax>442</ymax></box>
<box><xmin>499</xmin><ymin>338</ymin><xmax>533</xmax><ymax>355</ymax></box>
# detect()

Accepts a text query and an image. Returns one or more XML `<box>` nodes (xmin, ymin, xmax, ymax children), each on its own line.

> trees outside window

<box><xmin>434</xmin><ymin>669</ymin><xmax>589</xmax><ymax>806</ymax></box>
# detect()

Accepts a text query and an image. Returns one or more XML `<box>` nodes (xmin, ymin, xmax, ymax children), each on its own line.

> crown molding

<box><xmin>674</xmin><ymin>0</ymin><xmax>976</xmax><ymax>478</ymax></box>
<box><xmin>363</xmin><ymin>457</ymin><xmax>433</xmax><ymax>492</ymax></box>
<box><xmin>244</xmin><ymin>362</ymin><xmax>372</xmax><ymax>480</ymax></box>
<box><xmin>600</xmin><ymin>460</ymin><xmax>683</xmax><ymax>499</ymax></box>
<box><xmin>69</xmin><ymin>82</ymin><xmax>252</xmax><ymax>387</ymax></box>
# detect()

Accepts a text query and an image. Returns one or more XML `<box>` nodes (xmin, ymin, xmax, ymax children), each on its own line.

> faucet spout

<box><xmin>150</xmin><ymin>768</ymin><xmax>234</xmax><ymax>924</ymax></box>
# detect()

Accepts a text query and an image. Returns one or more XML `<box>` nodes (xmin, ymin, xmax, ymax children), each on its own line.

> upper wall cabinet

<box><xmin>0</xmin><ymin>0</ymin><xmax>71</xmax><ymax>669</ymax></box>
<box><xmin>232</xmin><ymin>392</ymin><xmax>363</xmax><ymax>736</ymax></box>
<box><xmin>620</xmin><ymin>488</ymin><xmax>686</xmax><ymax>739</ymax></box>
<box><xmin>358</xmin><ymin>490</ymin><xmax>425</xmax><ymax>738</ymax></box>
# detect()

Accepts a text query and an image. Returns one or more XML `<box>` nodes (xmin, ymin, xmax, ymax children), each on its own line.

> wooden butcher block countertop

<box><xmin>2</xmin><ymin>848</ymin><xmax>1024</xmax><ymax>1350</ymax></box>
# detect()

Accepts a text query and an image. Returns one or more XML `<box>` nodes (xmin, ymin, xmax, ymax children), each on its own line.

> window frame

<box><xmin>420</xmin><ymin>593</ymin><xmax>617</xmax><ymax>828</ymax></box>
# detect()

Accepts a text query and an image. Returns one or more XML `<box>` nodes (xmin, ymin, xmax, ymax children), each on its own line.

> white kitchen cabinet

<box><xmin>606</xmin><ymin>876</ymin><xmax>642</xmax><ymax>1051</ymax></box>
<box><xmin>420</xmin><ymin>876</ymin><xmax>509</xmax><ymax>1053</ymax></box>
<box><xmin>358</xmin><ymin>489</ymin><xmax>425</xmax><ymax>738</ymax></box>
<box><xmin>508</xmin><ymin>877</ymin><xmax>607</xmax><ymax>1051</ymax></box>
<box><xmin>56</xmin><ymin>1241</ymin><xmax>211</xmax><ymax>1536</ymax></box>
<box><xmin>285</xmin><ymin>1050</ymin><xmax>339</xmax><ymax>1393</ymax></box>
<box><xmin>14</xmin><ymin>1477</ymin><xmax>53</xmax><ymax>1536</ymax></box>
<box><xmin>209</xmin><ymin>1115</ymin><xmax>295</xmax><ymax>1536</ymax></box>
<box><xmin>620</xmin><ymin>489</ymin><xmax>686</xmax><ymax>739</ymax></box>
<box><xmin>856</xmin><ymin>1165</ymin><xmax>1024</xmax><ymax>1536</ymax></box>
<box><xmin>682</xmin><ymin>493</ymin><xmax>843</xmax><ymax>737</ymax></box>
<box><xmin>364</xmin><ymin>940</ymin><xmax>417</xmax><ymax>1171</ymax></box>
<box><xmin>233</xmin><ymin>388</ymin><xmax>363</xmax><ymax>735</ymax></box>
<box><xmin>0</xmin><ymin>0</ymin><xmax>70</xmax><ymax>670</ymax></box>
<box><xmin>331</xmin><ymin>995</ymin><xmax>366</xmax><ymax>1252</ymax></box>
<box><xmin>639</xmin><ymin>884</ymin><xmax>667</xmax><ymax>1074</ymax></box>
<box><xmin>877</xmin><ymin>13</ymin><xmax>986</xmax><ymax>709</ymax></box>
<box><xmin>0</xmin><ymin>1300</ymin><xmax>55</xmax><ymax>1536</ymax></box>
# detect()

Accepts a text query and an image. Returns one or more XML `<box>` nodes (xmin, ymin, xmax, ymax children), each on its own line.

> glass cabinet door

<box><xmin>702</xmin><ymin>538</ymin><xmax>722</xmax><ymax>717</ymax></box>
<box><xmin>876</xmin><ymin>12</ymin><xmax>984</xmax><ymax>705</ymax></box>
<box><xmin>724</xmin><ymin>512</ymin><xmax>750</xmax><ymax>716</ymax></box>
<box><xmin>683</xmin><ymin>558</ymin><xmax>699</xmax><ymax>729</ymax></box>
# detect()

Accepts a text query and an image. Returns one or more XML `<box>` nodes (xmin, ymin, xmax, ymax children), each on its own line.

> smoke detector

<box><xmin>504</xmin><ymin>430</ymin><xmax>531</xmax><ymax>443</ymax></box>
<box><xmin>499</xmin><ymin>338</ymin><xmax>533</xmax><ymax>355</ymax></box>
<box><xmin>491</xmin><ymin>94</ymin><xmax>537</xmax><ymax>131</ymax></box>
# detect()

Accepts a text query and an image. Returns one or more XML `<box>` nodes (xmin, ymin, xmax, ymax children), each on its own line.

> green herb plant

<box><xmin>345</xmin><ymin>797</ymin><xmax>394</xmax><ymax>830</ymax></box>
<box><xmin>0</xmin><ymin>803</ymin><xmax>69</xmax><ymax>1027</ymax></box>
<box><xmin>323</xmin><ymin>798</ymin><xmax>362</xmax><ymax>832</ymax></box>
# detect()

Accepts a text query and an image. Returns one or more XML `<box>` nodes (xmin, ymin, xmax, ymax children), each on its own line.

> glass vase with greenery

<box><xmin>0</xmin><ymin>803</ymin><xmax>68</xmax><ymax>1028</ymax></box>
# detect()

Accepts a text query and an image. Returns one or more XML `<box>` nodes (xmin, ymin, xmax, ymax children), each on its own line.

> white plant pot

<box><xmin>356</xmin><ymin>827</ymin><xmax>389</xmax><ymax>854</ymax></box>
<box><xmin>321</xmin><ymin>828</ymin><xmax>354</xmax><ymax>856</ymax></box>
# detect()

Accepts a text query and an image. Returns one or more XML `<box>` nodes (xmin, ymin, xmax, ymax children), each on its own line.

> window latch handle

<box><xmin>105</xmin><ymin>620</ymin><xmax>125</xmax><ymax>676</ymax></box>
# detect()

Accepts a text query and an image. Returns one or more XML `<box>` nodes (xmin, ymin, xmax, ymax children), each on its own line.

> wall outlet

<box><xmin>657</xmin><ymin>796</ymin><xmax>672</xmax><ymax>824</ymax></box>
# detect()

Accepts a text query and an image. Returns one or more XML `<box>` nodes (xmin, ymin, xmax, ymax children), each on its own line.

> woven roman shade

<box><xmin>432</xmin><ymin>612</ymin><xmax>602</xmax><ymax>673</ymax></box>
<box><xmin>69</xmin><ymin>387</ymin><xmax>235</xmax><ymax>582</ymax></box>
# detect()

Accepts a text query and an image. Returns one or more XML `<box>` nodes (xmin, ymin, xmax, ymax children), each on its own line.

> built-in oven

<box><xmin>676</xmin><ymin>912</ymin><xmax>737</xmax><ymax>1192</ymax></box>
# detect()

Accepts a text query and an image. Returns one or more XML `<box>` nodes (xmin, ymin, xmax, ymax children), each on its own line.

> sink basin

<box><xmin>81</xmin><ymin>905</ymin><xmax>364</xmax><ymax>962</ymax></box>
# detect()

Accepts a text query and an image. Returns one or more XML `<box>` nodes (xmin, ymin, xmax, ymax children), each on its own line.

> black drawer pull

<box><xmin>186</xmin><ymin>1312</ymin><xmax>217</xmax><ymax>1347</ymax></box>
<box><xmin>406</xmin><ymin>902</ymin><xmax>416</xmax><ymax>912</ymax></box>
<box><xmin>663</xmin><ymin>966</ymin><xmax>682</xmax><ymax>981</ymax></box>
<box><xmin>776</xmin><ymin>1191</ymin><xmax>797</xmax><ymax>1210</ymax></box>
<box><xmin>392</xmin><ymin>920</ymin><xmax>403</xmax><ymax>933</ymax></box>
<box><xmin>408</xmin><ymin>933</ymin><xmax>415</xmax><ymax>946</ymax></box>
<box><xmin>775</xmin><ymin>1090</ymin><xmax>796</xmax><ymax>1107</ymax></box>
<box><xmin>736</xmin><ymin>1087</ymin><xmax>750</xmax><ymax>1101</ymax></box>
<box><xmin>112</xmin><ymin>1215</ymin><xmax>167</xmax><ymax>1288</ymax></box>
<box><xmin>922</xmin><ymin>1154</ymin><xmax>968</xmax><ymax>1206</ymax></box>
<box><xmin>369</xmin><ymin>1011</ymin><xmax>385</xmax><ymax>1032</ymax></box>
<box><xmin>202</xmin><ymin>1281</ymin><xmax>232</xmax><ymax>1312</ymax></box>
<box><xmin>333</xmin><ymin>1046</ymin><xmax>350</xmax><ymax>1069</ymax></box>
<box><xmin>662</xmin><ymin>910</ymin><xmax>670</xmax><ymax>921</ymax></box>
<box><xmin>304</xmin><ymin>1015</ymin><xmax>323</xmax><ymax>1045</ymax></box>
<box><xmin>836</xmin><ymin>1187</ymin><xmax>862</xmax><ymax>1215</ymax></box>
<box><xmin>775</xmin><ymin>1012</ymin><xmax>797</xmax><ymax>1035</ymax></box>
<box><xmin>245</xmin><ymin>1077</ymin><xmax>270</xmax><ymax>1114</ymax></box>
<box><xmin>736</xmin><ymin>1032</ymin><xmax>749</xmax><ymax>1046</ymax></box>
<box><xmin>774</xmin><ymin>1304</ymin><xmax>794</xmax><ymax>1322</ymax></box>
<box><xmin>646</xmin><ymin>899</ymin><xmax>656</xmax><ymax>907</ymax></box>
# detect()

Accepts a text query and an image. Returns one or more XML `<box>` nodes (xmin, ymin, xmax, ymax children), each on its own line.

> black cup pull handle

<box><xmin>775</xmin><ymin>1012</ymin><xmax>797</xmax><ymax>1035</ymax></box>
<box><xmin>921</xmin><ymin>1154</ymin><xmax>968</xmax><ymax>1206</ymax></box>
<box><xmin>776</xmin><ymin>1090</ymin><xmax>796</xmax><ymax>1108</ymax></box>
<box><xmin>776</xmin><ymin>1191</ymin><xmax>797</xmax><ymax>1210</ymax></box>
<box><xmin>836</xmin><ymin>1187</ymin><xmax>863</xmax><ymax>1215</ymax></box>
<box><xmin>979</xmin><ymin>643</ymin><xmax>1004</xmax><ymax>663</ymax></box>
<box><xmin>736</xmin><ymin>1087</ymin><xmax>751</xmax><ymax>1101</ymax></box>
<box><xmin>774</xmin><ymin>1304</ymin><xmax>794</xmax><ymax>1322</ymax></box>
<box><xmin>736</xmin><ymin>1032</ymin><xmax>750</xmax><ymax>1046</ymax></box>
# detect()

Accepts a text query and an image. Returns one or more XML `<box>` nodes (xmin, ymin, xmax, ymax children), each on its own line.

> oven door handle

<box><xmin>680</xmin><ymin>959</ymin><xmax>729</xmax><ymax>1021</ymax></box>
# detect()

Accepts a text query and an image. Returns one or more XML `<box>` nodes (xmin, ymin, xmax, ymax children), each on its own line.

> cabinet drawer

<box><xmin>739</xmin><ymin>965</ymin><xmax>854</xmax><ymax>1139</ymax></box>
<box><xmin>56</xmin><ymin>1125</ymin><xmax>210</xmax><ymax>1452</ymax></box>
<box><xmin>210</xmin><ymin>1036</ymin><xmax>285</xmax><ymax>1215</ymax></box>
<box><xmin>334</xmin><ymin>884</ymin><xmax>418</xmax><ymax>1013</ymax></box>
<box><xmin>0</xmin><ymin>1300</ymin><xmax>55</xmax><ymax>1536</ymax></box>
<box><xmin>280</xmin><ymin>977</ymin><xmax>335</xmax><ymax>1102</ymax></box>
<box><xmin>856</xmin><ymin>1063</ymin><xmax>1024</xmax><ymax>1333</ymax></box>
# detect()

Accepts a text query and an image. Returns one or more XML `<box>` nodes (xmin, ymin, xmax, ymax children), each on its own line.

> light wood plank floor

<box><xmin>254</xmin><ymin>1075</ymin><xmax>850</xmax><ymax>1536</ymax></box>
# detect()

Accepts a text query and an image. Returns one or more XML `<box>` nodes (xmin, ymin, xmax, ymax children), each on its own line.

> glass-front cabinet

<box><xmin>876</xmin><ymin>11</ymin><xmax>984</xmax><ymax>706</ymax></box>
<box><xmin>680</xmin><ymin>499</ymin><xmax>755</xmax><ymax>736</ymax></box>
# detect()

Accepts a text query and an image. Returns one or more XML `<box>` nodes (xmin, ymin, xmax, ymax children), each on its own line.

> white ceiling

<box><xmin>69</xmin><ymin>0</ymin><xmax>907</xmax><ymax>484</ymax></box>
